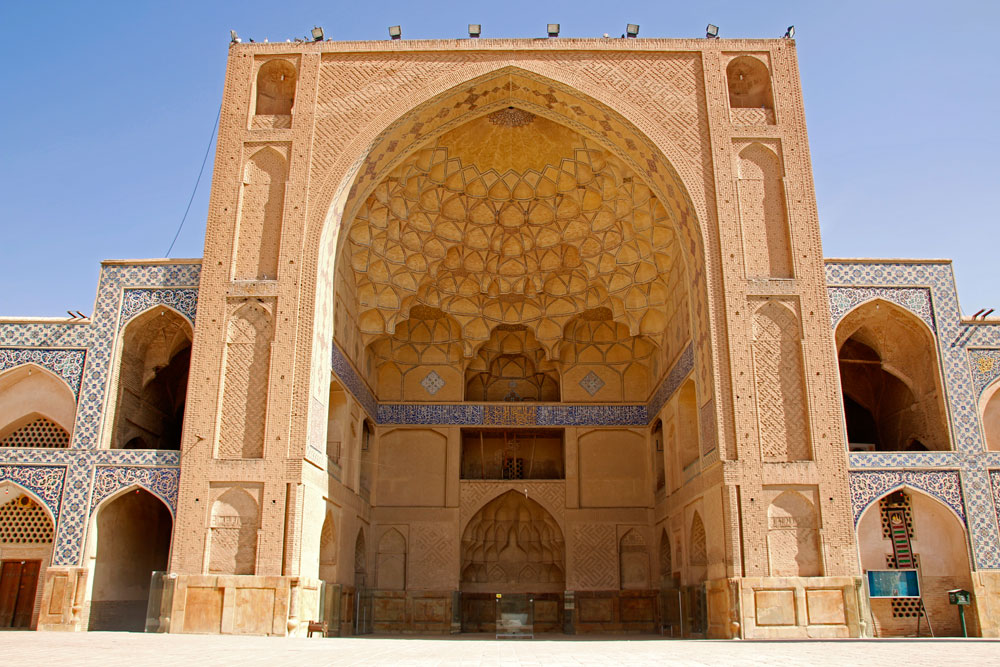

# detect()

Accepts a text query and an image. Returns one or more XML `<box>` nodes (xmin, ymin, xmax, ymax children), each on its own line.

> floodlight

<box><xmin>230</xmin><ymin>30</ymin><xmax>241</xmax><ymax>44</ymax></box>
<box><xmin>626</xmin><ymin>24</ymin><xmax>639</xmax><ymax>38</ymax></box>
<box><xmin>469</xmin><ymin>24</ymin><xmax>481</xmax><ymax>38</ymax></box>
<box><xmin>311</xmin><ymin>26</ymin><xmax>324</xmax><ymax>42</ymax></box>
<box><xmin>547</xmin><ymin>24</ymin><xmax>560</xmax><ymax>37</ymax></box>
<box><xmin>784</xmin><ymin>25</ymin><xmax>795</xmax><ymax>39</ymax></box>
<box><xmin>706</xmin><ymin>24</ymin><xmax>719</xmax><ymax>39</ymax></box>
<box><xmin>389</xmin><ymin>25</ymin><xmax>402</xmax><ymax>39</ymax></box>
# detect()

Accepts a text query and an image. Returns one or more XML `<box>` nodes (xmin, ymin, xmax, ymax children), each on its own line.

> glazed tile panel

<box><xmin>0</xmin><ymin>262</ymin><xmax>197</xmax><ymax>565</ymax></box>
<box><xmin>830</xmin><ymin>260</ymin><xmax>1000</xmax><ymax>568</ymax></box>
<box><xmin>337</xmin><ymin>342</ymin><xmax>693</xmax><ymax>427</ymax></box>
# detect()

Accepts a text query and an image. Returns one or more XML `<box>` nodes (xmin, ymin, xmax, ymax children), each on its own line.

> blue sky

<box><xmin>1</xmin><ymin>1</ymin><xmax>997</xmax><ymax>316</ymax></box>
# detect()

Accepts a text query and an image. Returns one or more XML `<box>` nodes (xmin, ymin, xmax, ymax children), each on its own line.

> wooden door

<box><xmin>0</xmin><ymin>560</ymin><xmax>41</xmax><ymax>628</ymax></box>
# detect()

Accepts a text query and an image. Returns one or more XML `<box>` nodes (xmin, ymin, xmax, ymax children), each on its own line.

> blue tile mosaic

<box><xmin>0</xmin><ymin>261</ymin><xmax>196</xmax><ymax>565</ymax></box>
<box><xmin>0</xmin><ymin>348</ymin><xmax>86</xmax><ymax>399</ymax></box>
<box><xmin>119</xmin><ymin>288</ymin><xmax>198</xmax><ymax>329</ymax></box>
<box><xmin>830</xmin><ymin>260</ymin><xmax>1000</xmax><ymax>568</ymax></box>
<box><xmin>849</xmin><ymin>469</ymin><xmax>964</xmax><ymax>525</ymax></box>
<box><xmin>969</xmin><ymin>348</ymin><xmax>1000</xmax><ymax>399</ymax></box>
<box><xmin>90</xmin><ymin>465</ymin><xmax>180</xmax><ymax>516</ymax></box>
<box><xmin>0</xmin><ymin>464</ymin><xmax>66</xmax><ymax>524</ymax></box>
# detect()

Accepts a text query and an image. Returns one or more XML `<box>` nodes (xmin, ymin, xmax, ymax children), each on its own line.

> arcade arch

<box><xmin>109</xmin><ymin>307</ymin><xmax>192</xmax><ymax>450</ymax></box>
<box><xmin>0</xmin><ymin>483</ymin><xmax>55</xmax><ymax>629</ymax></box>
<box><xmin>85</xmin><ymin>488</ymin><xmax>172</xmax><ymax>631</ymax></box>
<box><xmin>856</xmin><ymin>488</ymin><xmax>977</xmax><ymax>636</ymax></box>
<box><xmin>835</xmin><ymin>300</ymin><xmax>951</xmax><ymax>451</ymax></box>
<box><xmin>0</xmin><ymin>365</ymin><xmax>75</xmax><ymax>448</ymax></box>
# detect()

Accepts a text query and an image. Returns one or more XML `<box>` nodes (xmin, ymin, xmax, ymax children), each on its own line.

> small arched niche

<box><xmin>254</xmin><ymin>59</ymin><xmax>296</xmax><ymax>117</ymax></box>
<box><xmin>676</xmin><ymin>380</ymin><xmax>700</xmax><ymax>469</ymax></box>
<box><xmin>836</xmin><ymin>300</ymin><xmax>951</xmax><ymax>451</ymax></box>
<box><xmin>0</xmin><ymin>365</ymin><xmax>76</xmax><ymax>448</ymax></box>
<box><xmin>110</xmin><ymin>308</ymin><xmax>192</xmax><ymax>450</ymax></box>
<box><xmin>652</xmin><ymin>419</ymin><xmax>665</xmax><ymax>493</ymax></box>
<box><xmin>726</xmin><ymin>56</ymin><xmax>775</xmax><ymax>125</ymax></box>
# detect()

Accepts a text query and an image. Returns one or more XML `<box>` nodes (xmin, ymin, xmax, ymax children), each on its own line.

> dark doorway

<box><xmin>0</xmin><ymin>560</ymin><xmax>40</xmax><ymax>628</ymax></box>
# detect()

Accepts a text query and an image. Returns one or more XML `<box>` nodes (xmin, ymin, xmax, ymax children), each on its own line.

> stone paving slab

<box><xmin>0</xmin><ymin>632</ymin><xmax>998</xmax><ymax>666</ymax></box>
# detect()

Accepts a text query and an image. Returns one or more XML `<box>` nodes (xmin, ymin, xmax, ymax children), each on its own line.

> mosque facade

<box><xmin>1</xmin><ymin>37</ymin><xmax>999</xmax><ymax>638</ymax></box>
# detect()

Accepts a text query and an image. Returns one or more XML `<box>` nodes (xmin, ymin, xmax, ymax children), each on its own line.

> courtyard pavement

<box><xmin>0</xmin><ymin>632</ymin><xmax>997</xmax><ymax>666</ymax></box>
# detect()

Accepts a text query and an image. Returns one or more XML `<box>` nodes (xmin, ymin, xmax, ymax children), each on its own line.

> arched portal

<box><xmin>460</xmin><ymin>491</ymin><xmax>565</xmax><ymax>592</ymax></box>
<box><xmin>0</xmin><ymin>484</ymin><xmax>55</xmax><ymax>629</ymax></box>
<box><xmin>856</xmin><ymin>488</ymin><xmax>977</xmax><ymax>636</ymax></box>
<box><xmin>313</xmin><ymin>67</ymin><xmax>717</xmax><ymax>425</ymax></box>
<box><xmin>109</xmin><ymin>307</ymin><xmax>192</xmax><ymax>450</ymax></box>
<box><xmin>835</xmin><ymin>300</ymin><xmax>950</xmax><ymax>451</ymax></box>
<box><xmin>0</xmin><ymin>365</ymin><xmax>76</xmax><ymax>448</ymax></box>
<box><xmin>86</xmin><ymin>489</ymin><xmax>172</xmax><ymax>631</ymax></box>
<box><xmin>460</xmin><ymin>490</ymin><xmax>565</xmax><ymax>632</ymax></box>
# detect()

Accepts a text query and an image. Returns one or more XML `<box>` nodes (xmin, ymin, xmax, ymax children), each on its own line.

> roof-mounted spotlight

<box><xmin>626</xmin><ymin>24</ymin><xmax>639</xmax><ymax>38</ymax></box>
<box><xmin>388</xmin><ymin>25</ymin><xmax>402</xmax><ymax>40</ymax></box>
<box><xmin>230</xmin><ymin>30</ymin><xmax>241</xmax><ymax>44</ymax></box>
<box><xmin>706</xmin><ymin>24</ymin><xmax>719</xmax><ymax>39</ymax></box>
<box><xmin>784</xmin><ymin>25</ymin><xmax>795</xmax><ymax>39</ymax></box>
<box><xmin>547</xmin><ymin>24</ymin><xmax>560</xmax><ymax>38</ymax></box>
<box><xmin>311</xmin><ymin>26</ymin><xmax>324</xmax><ymax>42</ymax></box>
<box><xmin>469</xmin><ymin>24</ymin><xmax>481</xmax><ymax>38</ymax></box>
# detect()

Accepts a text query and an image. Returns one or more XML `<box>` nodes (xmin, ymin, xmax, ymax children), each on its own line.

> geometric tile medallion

<box><xmin>579</xmin><ymin>371</ymin><xmax>605</xmax><ymax>397</ymax></box>
<box><xmin>421</xmin><ymin>370</ymin><xmax>445</xmax><ymax>395</ymax></box>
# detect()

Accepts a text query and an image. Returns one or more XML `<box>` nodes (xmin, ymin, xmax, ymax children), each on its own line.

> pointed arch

<box><xmin>658</xmin><ymin>528</ymin><xmax>672</xmax><ymax>585</ymax></box>
<box><xmin>376</xmin><ymin>528</ymin><xmax>407</xmax><ymax>591</ymax></box>
<box><xmin>836</xmin><ymin>298</ymin><xmax>951</xmax><ymax>451</ymax></box>
<box><xmin>752</xmin><ymin>300</ymin><xmax>811</xmax><ymax>461</ymax></box>
<box><xmin>308</xmin><ymin>63</ymin><xmax>719</xmax><ymax>430</ymax></box>
<box><xmin>218</xmin><ymin>300</ymin><xmax>273</xmax><ymax>459</ymax></box>
<box><xmin>738</xmin><ymin>142</ymin><xmax>792</xmax><ymax>277</ymax></box>
<box><xmin>0</xmin><ymin>364</ymin><xmax>77</xmax><ymax>446</ymax></box>
<box><xmin>460</xmin><ymin>490</ymin><xmax>564</xmax><ymax>594</ymax></box>
<box><xmin>86</xmin><ymin>488</ymin><xmax>172</xmax><ymax>631</ymax></box>
<box><xmin>108</xmin><ymin>305</ymin><xmax>192</xmax><ymax>450</ymax></box>
<box><xmin>619</xmin><ymin>528</ymin><xmax>650</xmax><ymax>590</ymax></box>
<box><xmin>856</xmin><ymin>486</ymin><xmax>976</xmax><ymax>636</ymax></box>
<box><xmin>234</xmin><ymin>146</ymin><xmax>287</xmax><ymax>281</ymax></box>
<box><xmin>353</xmin><ymin>528</ymin><xmax>368</xmax><ymax>589</ymax></box>
<box><xmin>319</xmin><ymin>508</ymin><xmax>337</xmax><ymax>581</ymax></box>
<box><xmin>689</xmin><ymin>511</ymin><xmax>707</xmax><ymax>567</ymax></box>
<box><xmin>208</xmin><ymin>487</ymin><xmax>259</xmax><ymax>575</ymax></box>
<box><xmin>767</xmin><ymin>490</ymin><xmax>822</xmax><ymax>577</ymax></box>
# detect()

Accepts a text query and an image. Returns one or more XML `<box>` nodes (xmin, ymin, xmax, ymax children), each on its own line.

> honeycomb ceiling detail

<box><xmin>347</xmin><ymin>113</ymin><xmax>684</xmax><ymax>358</ymax></box>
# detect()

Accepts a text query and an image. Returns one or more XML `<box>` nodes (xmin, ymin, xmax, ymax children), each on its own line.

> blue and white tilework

<box><xmin>0</xmin><ymin>464</ymin><xmax>66</xmax><ymax>523</ymax></box>
<box><xmin>90</xmin><ymin>466</ymin><xmax>180</xmax><ymax>516</ymax></box>
<box><xmin>0</xmin><ymin>262</ymin><xmax>196</xmax><ymax>566</ymax></box>
<box><xmin>830</xmin><ymin>260</ymin><xmax>1000</xmax><ymax>568</ymax></box>
<box><xmin>0</xmin><ymin>348</ymin><xmax>86</xmax><ymax>399</ymax></box>
<box><xmin>119</xmin><ymin>288</ymin><xmax>198</xmax><ymax>329</ymax></box>
<box><xmin>969</xmin><ymin>348</ymin><xmax>1000</xmax><ymax>399</ymax></box>
<box><xmin>331</xmin><ymin>343</ymin><xmax>378</xmax><ymax>418</ymax></box>
<box><xmin>338</xmin><ymin>340</ymin><xmax>691</xmax><ymax>428</ymax></box>
<box><xmin>849</xmin><ymin>469</ymin><xmax>964</xmax><ymax>524</ymax></box>
<box><xmin>828</xmin><ymin>286</ymin><xmax>935</xmax><ymax>332</ymax></box>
